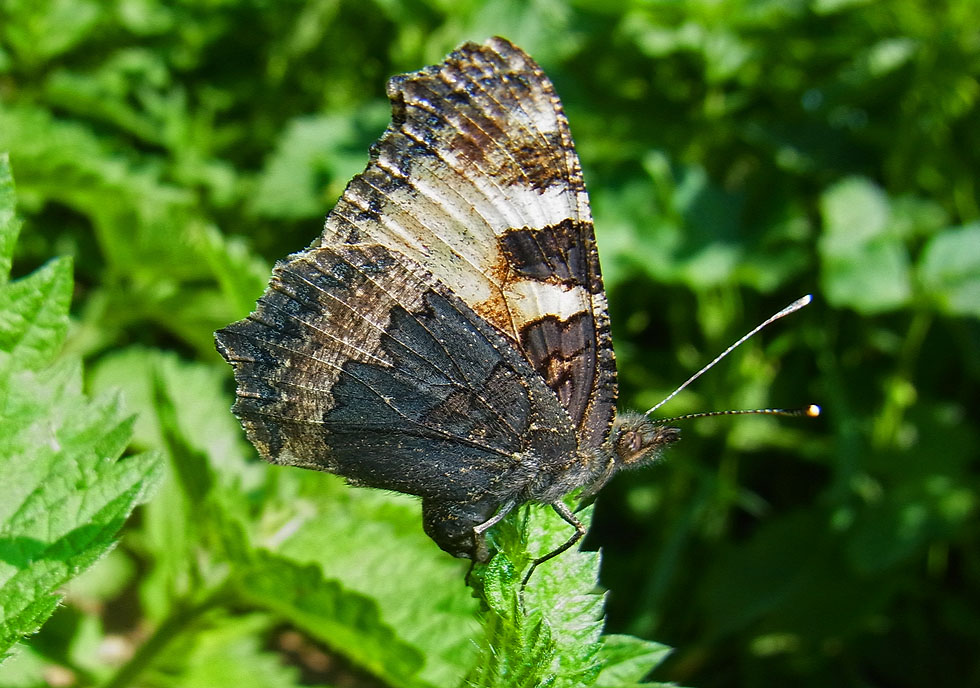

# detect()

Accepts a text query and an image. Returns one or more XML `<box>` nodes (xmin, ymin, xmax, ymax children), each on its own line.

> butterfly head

<box><xmin>610</xmin><ymin>411</ymin><xmax>680</xmax><ymax>469</ymax></box>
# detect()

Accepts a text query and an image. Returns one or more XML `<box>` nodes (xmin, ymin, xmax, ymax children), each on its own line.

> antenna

<box><xmin>645</xmin><ymin>294</ymin><xmax>814</xmax><ymax>417</ymax></box>
<box><xmin>658</xmin><ymin>404</ymin><xmax>821</xmax><ymax>424</ymax></box>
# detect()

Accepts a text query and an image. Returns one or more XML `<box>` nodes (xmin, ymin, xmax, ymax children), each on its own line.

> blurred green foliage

<box><xmin>1</xmin><ymin>0</ymin><xmax>978</xmax><ymax>686</ymax></box>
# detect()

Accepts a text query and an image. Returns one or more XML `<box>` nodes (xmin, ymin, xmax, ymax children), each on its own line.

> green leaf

<box><xmin>0</xmin><ymin>105</ymin><xmax>270</xmax><ymax>357</ymax></box>
<box><xmin>276</xmin><ymin>478</ymin><xmax>481</xmax><ymax>687</ymax></box>
<box><xmin>199</xmin><ymin>225</ymin><xmax>271</xmax><ymax>322</ymax></box>
<box><xmin>465</xmin><ymin>503</ymin><xmax>646</xmax><ymax>688</ymax></box>
<box><xmin>234</xmin><ymin>550</ymin><xmax>426</xmax><ymax>688</ymax></box>
<box><xmin>0</xmin><ymin>156</ymin><xmax>162</xmax><ymax>657</ymax></box>
<box><xmin>0</xmin><ymin>643</ymin><xmax>47</xmax><ymax>685</ymax></box>
<box><xmin>818</xmin><ymin>177</ymin><xmax>912</xmax><ymax>313</ymax></box>
<box><xmin>466</xmin><ymin>550</ymin><xmax>557</xmax><ymax>688</ymax></box>
<box><xmin>0</xmin><ymin>153</ymin><xmax>18</xmax><ymax>285</ymax></box>
<box><xmin>595</xmin><ymin>635</ymin><xmax>674</xmax><ymax>688</ymax></box>
<box><xmin>159</xmin><ymin>613</ymin><xmax>304</xmax><ymax>688</ymax></box>
<box><xmin>0</xmin><ymin>158</ymin><xmax>71</xmax><ymax>370</ymax></box>
<box><xmin>917</xmin><ymin>222</ymin><xmax>980</xmax><ymax>318</ymax></box>
<box><xmin>0</xmin><ymin>0</ymin><xmax>101</xmax><ymax>66</ymax></box>
<box><xmin>89</xmin><ymin>347</ymin><xmax>258</xmax><ymax>486</ymax></box>
<box><xmin>0</xmin><ymin>257</ymin><xmax>72</xmax><ymax>372</ymax></box>
<box><xmin>250</xmin><ymin>107</ymin><xmax>390</xmax><ymax>221</ymax></box>
<box><xmin>89</xmin><ymin>347</ymin><xmax>258</xmax><ymax>622</ymax></box>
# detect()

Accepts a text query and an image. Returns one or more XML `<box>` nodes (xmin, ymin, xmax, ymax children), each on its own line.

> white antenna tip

<box><xmin>805</xmin><ymin>404</ymin><xmax>821</xmax><ymax>418</ymax></box>
<box><xmin>780</xmin><ymin>294</ymin><xmax>813</xmax><ymax>317</ymax></box>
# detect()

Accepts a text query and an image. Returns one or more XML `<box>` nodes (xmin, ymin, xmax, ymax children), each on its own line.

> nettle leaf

<box><xmin>0</xmin><ymin>256</ymin><xmax>71</xmax><ymax>371</ymax></box>
<box><xmin>277</xmin><ymin>481</ymin><xmax>672</xmax><ymax>687</ymax></box>
<box><xmin>234</xmin><ymin>550</ymin><xmax>426</xmax><ymax>688</ymax></box>
<box><xmin>523</xmin><ymin>510</ymin><xmax>605</xmax><ymax>687</ymax></box>
<box><xmin>595</xmin><ymin>635</ymin><xmax>674</xmax><ymax>688</ymax></box>
<box><xmin>157</xmin><ymin>613</ymin><xmax>302</xmax><ymax>688</ymax></box>
<box><xmin>466</xmin><ymin>503</ymin><xmax>670</xmax><ymax>688</ymax></box>
<box><xmin>277</xmin><ymin>480</ymin><xmax>481</xmax><ymax>687</ymax></box>
<box><xmin>0</xmin><ymin>154</ymin><xmax>162</xmax><ymax>657</ymax></box>
<box><xmin>89</xmin><ymin>347</ymin><xmax>260</xmax><ymax>623</ymax></box>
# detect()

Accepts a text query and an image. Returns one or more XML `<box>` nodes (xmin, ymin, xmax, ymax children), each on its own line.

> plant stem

<box><xmin>100</xmin><ymin>590</ymin><xmax>225</xmax><ymax>688</ymax></box>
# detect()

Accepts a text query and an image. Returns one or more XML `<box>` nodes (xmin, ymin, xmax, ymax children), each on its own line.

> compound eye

<box><xmin>611</xmin><ymin>415</ymin><xmax>681</xmax><ymax>466</ymax></box>
<box><xmin>625</xmin><ymin>430</ymin><xmax>643</xmax><ymax>454</ymax></box>
<box><xmin>614</xmin><ymin>429</ymin><xmax>643</xmax><ymax>462</ymax></box>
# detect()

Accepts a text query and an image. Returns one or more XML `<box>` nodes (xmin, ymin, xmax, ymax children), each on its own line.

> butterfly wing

<box><xmin>320</xmin><ymin>36</ymin><xmax>618</xmax><ymax>448</ymax></box>
<box><xmin>215</xmin><ymin>242</ymin><xmax>577</xmax><ymax>503</ymax></box>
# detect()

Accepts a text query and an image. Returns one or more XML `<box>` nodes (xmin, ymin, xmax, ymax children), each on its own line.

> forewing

<box><xmin>215</xmin><ymin>243</ymin><xmax>576</xmax><ymax>502</ymax></box>
<box><xmin>320</xmin><ymin>36</ymin><xmax>617</xmax><ymax>447</ymax></box>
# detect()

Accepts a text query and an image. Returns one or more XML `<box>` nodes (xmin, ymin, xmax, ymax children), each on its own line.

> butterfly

<box><xmin>215</xmin><ymin>36</ymin><xmax>679</xmax><ymax>576</ymax></box>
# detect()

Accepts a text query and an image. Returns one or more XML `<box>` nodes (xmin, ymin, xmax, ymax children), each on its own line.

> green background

<box><xmin>2</xmin><ymin>0</ymin><xmax>978</xmax><ymax>686</ymax></box>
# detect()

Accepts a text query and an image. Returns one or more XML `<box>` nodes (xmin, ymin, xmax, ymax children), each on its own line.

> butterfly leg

<box><xmin>521</xmin><ymin>501</ymin><xmax>587</xmax><ymax>587</ymax></box>
<box><xmin>473</xmin><ymin>499</ymin><xmax>518</xmax><ymax>536</ymax></box>
<box><xmin>467</xmin><ymin>499</ymin><xmax>517</xmax><ymax>561</ymax></box>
